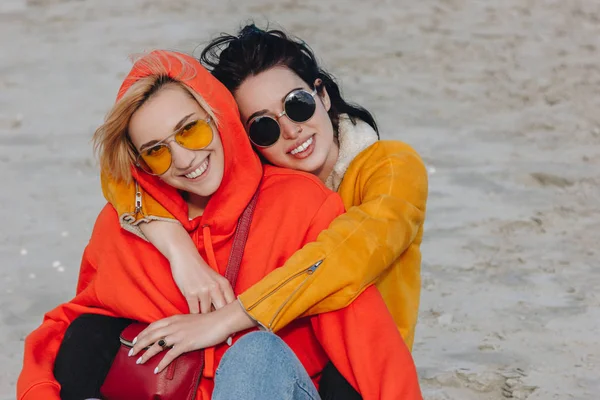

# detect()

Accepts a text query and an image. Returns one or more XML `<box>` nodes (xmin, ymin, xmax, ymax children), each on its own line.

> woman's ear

<box><xmin>315</xmin><ymin>79</ymin><xmax>331</xmax><ymax>112</ymax></box>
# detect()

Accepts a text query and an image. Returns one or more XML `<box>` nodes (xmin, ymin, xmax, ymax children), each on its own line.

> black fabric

<box><xmin>53</xmin><ymin>314</ymin><xmax>361</xmax><ymax>400</ymax></box>
<box><xmin>53</xmin><ymin>314</ymin><xmax>131</xmax><ymax>400</ymax></box>
<box><xmin>318</xmin><ymin>361</ymin><xmax>362</xmax><ymax>400</ymax></box>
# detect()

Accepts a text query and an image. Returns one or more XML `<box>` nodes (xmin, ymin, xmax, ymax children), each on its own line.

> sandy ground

<box><xmin>1</xmin><ymin>0</ymin><xmax>599</xmax><ymax>399</ymax></box>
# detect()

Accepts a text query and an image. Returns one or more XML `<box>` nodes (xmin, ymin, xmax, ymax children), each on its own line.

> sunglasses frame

<box><xmin>247</xmin><ymin>88</ymin><xmax>318</xmax><ymax>148</ymax></box>
<box><xmin>135</xmin><ymin>115</ymin><xmax>214</xmax><ymax>176</ymax></box>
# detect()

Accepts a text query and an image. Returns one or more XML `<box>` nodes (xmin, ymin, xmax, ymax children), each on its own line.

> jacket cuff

<box><xmin>119</xmin><ymin>213</ymin><xmax>149</xmax><ymax>241</ymax></box>
<box><xmin>238</xmin><ymin>291</ymin><xmax>278</xmax><ymax>332</ymax></box>
<box><xmin>20</xmin><ymin>382</ymin><xmax>61</xmax><ymax>400</ymax></box>
<box><xmin>237</xmin><ymin>258</ymin><xmax>324</xmax><ymax>333</ymax></box>
<box><xmin>237</xmin><ymin>297</ymin><xmax>268</xmax><ymax>331</ymax></box>
<box><xmin>118</xmin><ymin>213</ymin><xmax>182</xmax><ymax>242</ymax></box>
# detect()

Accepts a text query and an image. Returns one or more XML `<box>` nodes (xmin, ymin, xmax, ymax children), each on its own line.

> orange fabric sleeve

<box><xmin>239</xmin><ymin>144</ymin><xmax>427</xmax><ymax>339</ymax></box>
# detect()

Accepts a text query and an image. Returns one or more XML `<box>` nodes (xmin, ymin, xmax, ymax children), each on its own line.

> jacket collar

<box><xmin>325</xmin><ymin>115</ymin><xmax>378</xmax><ymax>191</ymax></box>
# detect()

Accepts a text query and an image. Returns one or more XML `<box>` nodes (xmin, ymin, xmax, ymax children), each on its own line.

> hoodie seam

<box><xmin>20</xmin><ymin>381</ymin><xmax>60</xmax><ymax>400</ymax></box>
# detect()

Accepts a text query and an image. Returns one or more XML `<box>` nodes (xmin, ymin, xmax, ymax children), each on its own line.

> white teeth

<box><xmin>185</xmin><ymin>158</ymin><xmax>209</xmax><ymax>179</ymax></box>
<box><xmin>290</xmin><ymin>137</ymin><xmax>313</xmax><ymax>155</ymax></box>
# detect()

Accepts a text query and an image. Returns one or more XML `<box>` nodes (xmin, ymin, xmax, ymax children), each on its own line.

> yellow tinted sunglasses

<box><xmin>135</xmin><ymin>116</ymin><xmax>214</xmax><ymax>176</ymax></box>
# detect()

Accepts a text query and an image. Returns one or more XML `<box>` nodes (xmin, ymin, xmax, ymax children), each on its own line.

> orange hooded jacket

<box><xmin>17</xmin><ymin>51</ymin><xmax>422</xmax><ymax>400</ymax></box>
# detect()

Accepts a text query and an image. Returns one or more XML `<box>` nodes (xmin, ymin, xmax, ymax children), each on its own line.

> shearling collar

<box><xmin>325</xmin><ymin>115</ymin><xmax>379</xmax><ymax>191</ymax></box>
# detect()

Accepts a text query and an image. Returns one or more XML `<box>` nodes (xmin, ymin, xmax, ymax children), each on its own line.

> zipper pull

<box><xmin>307</xmin><ymin>260</ymin><xmax>323</xmax><ymax>275</ymax></box>
<box><xmin>135</xmin><ymin>190</ymin><xmax>142</xmax><ymax>214</ymax></box>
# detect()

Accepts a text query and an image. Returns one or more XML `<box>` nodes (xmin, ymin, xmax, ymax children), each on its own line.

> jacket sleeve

<box><xmin>17</xmin><ymin>246</ymin><xmax>116</xmax><ymax>400</ymax></box>
<box><xmin>311</xmin><ymin>286</ymin><xmax>422</xmax><ymax>400</ymax></box>
<box><xmin>238</xmin><ymin>147</ymin><xmax>428</xmax><ymax>333</ymax></box>
<box><xmin>100</xmin><ymin>171</ymin><xmax>178</xmax><ymax>240</ymax></box>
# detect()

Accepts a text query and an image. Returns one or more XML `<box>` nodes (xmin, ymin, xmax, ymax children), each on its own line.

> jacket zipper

<box><xmin>134</xmin><ymin>182</ymin><xmax>142</xmax><ymax>215</ymax></box>
<box><xmin>246</xmin><ymin>260</ymin><xmax>323</xmax><ymax>329</ymax></box>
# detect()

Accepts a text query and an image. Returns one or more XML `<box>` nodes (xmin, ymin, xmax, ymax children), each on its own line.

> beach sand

<box><xmin>1</xmin><ymin>1</ymin><xmax>599</xmax><ymax>399</ymax></box>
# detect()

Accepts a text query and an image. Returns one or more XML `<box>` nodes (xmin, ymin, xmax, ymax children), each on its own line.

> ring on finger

<box><xmin>157</xmin><ymin>338</ymin><xmax>168</xmax><ymax>349</ymax></box>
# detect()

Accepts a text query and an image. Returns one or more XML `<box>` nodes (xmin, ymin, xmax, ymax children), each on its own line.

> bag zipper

<box><xmin>246</xmin><ymin>260</ymin><xmax>323</xmax><ymax>330</ymax></box>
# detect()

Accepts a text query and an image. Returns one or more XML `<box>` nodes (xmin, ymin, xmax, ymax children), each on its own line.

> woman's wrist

<box><xmin>222</xmin><ymin>299</ymin><xmax>258</xmax><ymax>336</ymax></box>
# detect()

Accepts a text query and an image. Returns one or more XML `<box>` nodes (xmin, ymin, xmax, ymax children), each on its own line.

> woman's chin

<box><xmin>289</xmin><ymin>151</ymin><xmax>328</xmax><ymax>175</ymax></box>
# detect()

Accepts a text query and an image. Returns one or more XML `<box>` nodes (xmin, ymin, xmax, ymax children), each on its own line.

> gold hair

<box><xmin>93</xmin><ymin>52</ymin><xmax>218</xmax><ymax>183</ymax></box>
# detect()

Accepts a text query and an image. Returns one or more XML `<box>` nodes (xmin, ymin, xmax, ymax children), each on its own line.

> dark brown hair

<box><xmin>200</xmin><ymin>24</ymin><xmax>379</xmax><ymax>138</ymax></box>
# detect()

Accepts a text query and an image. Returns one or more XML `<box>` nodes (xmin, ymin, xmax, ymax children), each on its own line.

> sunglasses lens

<box><xmin>249</xmin><ymin>116</ymin><xmax>281</xmax><ymax>147</ymax></box>
<box><xmin>285</xmin><ymin>90</ymin><xmax>316</xmax><ymax>123</ymax></box>
<box><xmin>176</xmin><ymin>120</ymin><xmax>213</xmax><ymax>150</ymax></box>
<box><xmin>139</xmin><ymin>145</ymin><xmax>171</xmax><ymax>175</ymax></box>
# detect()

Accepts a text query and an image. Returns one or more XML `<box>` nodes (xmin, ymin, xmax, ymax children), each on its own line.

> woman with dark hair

<box><xmin>39</xmin><ymin>23</ymin><xmax>428</xmax><ymax>399</ymax></box>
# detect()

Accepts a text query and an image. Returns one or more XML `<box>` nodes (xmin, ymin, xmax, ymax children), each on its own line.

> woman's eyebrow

<box><xmin>139</xmin><ymin>140</ymin><xmax>159</xmax><ymax>151</ymax></box>
<box><xmin>173</xmin><ymin>113</ymin><xmax>195</xmax><ymax>132</ymax></box>
<box><xmin>245</xmin><ymin>88</ymin><xmax>303</xmax><ymax>124</ymax></box>
<box><xmin>139</xmin><ymin>113</ymin><xmax>195</xmax><ymax>151</ymax></box>
<box><xmin>246</xmin><ymin>109</ymin><xmax>268</xmax><ymax>124</ymax></box>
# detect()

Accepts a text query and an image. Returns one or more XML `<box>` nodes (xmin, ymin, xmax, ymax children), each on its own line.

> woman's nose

<box><xmin>279</xmin><ymin>117</ymin><xmax>301</xmax><ymax>140</ymax></box>
<box><xmin>169</xmin><ymin>142</ymin><xmax>196</xmax><ymax>170</ymax></box>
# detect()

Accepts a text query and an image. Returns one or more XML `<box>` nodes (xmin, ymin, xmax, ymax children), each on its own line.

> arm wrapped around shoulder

<box><xmin>239</xmin><ymin>141</ymin><xmax>428</xmax><ymax>339</ymax></box>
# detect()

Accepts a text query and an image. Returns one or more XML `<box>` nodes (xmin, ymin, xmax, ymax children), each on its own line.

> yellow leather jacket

<box><xmin>102</xmin><ymin>139</ymin><xmax>428</xmax><ymax>350</ymax></box>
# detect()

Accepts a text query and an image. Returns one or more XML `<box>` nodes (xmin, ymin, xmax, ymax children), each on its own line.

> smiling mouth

<box><xmin>288</xmin><ymin>136</ymin><xmax>314</xmax><ymax>155</ymax></box>
<box><xmin>183</xmin><ymin>156</ymin><xmax>210</xmax><ymax>179</ymax></box>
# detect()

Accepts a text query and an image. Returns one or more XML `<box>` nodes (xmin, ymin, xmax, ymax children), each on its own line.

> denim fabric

<box><xmin>213</xmin><ymin>331</ymin><xmax>321</xmax><ymax>400</ymax></box>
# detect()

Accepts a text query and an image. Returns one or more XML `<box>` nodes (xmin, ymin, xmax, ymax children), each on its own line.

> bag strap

<box><xmin>223</xmin><ymin>189</ymin><xmax>259</xmax><ymax>289</ymax></box>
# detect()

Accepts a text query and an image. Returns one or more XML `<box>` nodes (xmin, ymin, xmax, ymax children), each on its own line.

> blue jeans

<box><xmin>212</xmin><ymin>331</ymin><xmax>321</xmax><ymax>400</ymax></box>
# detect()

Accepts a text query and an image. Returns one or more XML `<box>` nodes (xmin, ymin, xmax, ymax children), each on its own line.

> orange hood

<box><xmin>121</xmin><ymin>50</ymin><xmax>262</xmax><ymax>242</ymax></box>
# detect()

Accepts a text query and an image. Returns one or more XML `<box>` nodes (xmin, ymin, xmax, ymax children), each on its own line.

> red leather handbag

<box><xmin>100</xmin><ymin>191</ymin><xmax>259</xmax><ymax>400</ymax></box>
